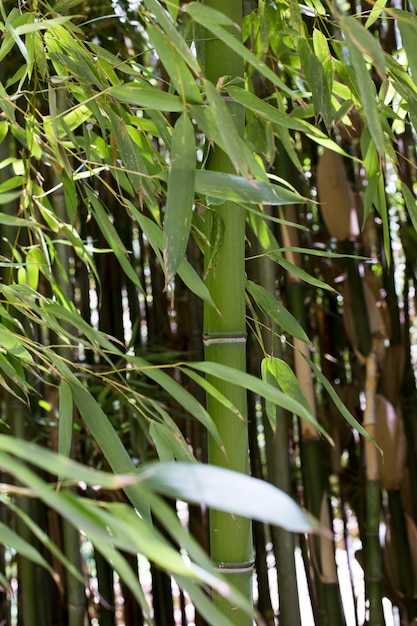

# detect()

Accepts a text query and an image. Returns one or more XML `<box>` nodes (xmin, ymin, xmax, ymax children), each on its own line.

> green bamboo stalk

<box><xmin>248</xmin><ymin>222</ymin><xmax>302</xmax><ymax>626</ymax></box>
<box><xmin>386</xmin><ymin>490</ymin><xmax>417</xmax><ymax>621</ymax></box>
<box><xmin>10</xmin><ymin>400</ymin><xmax>39</xmax><ymax>626</ymax></box>
<box><xmin>281</xmin><ymin>212</ymin><xmax>346</xmax><ymax>626</ymax></box>
<box><xmin>363</xmin><ymin>340</ymin><xmax>384</xmax><ymax>626</ymax></box>
<box><xmin>202</xmin><ymin>1</ymin><xmax>254</xmax><ymax>623</ymax></box>
<box><xmin>51</xmin><ymin>158</ymin><xmax>87</xmax><ymax>626</ymax></box>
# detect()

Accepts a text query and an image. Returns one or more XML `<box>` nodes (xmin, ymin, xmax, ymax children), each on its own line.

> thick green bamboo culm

<box><xmin>202</xmin><ymin>1</ymin><xmax>254</xmax><ymax>623</ymax></box>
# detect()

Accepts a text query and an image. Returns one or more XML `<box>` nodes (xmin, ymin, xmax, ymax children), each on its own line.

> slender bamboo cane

<box><xmin>202</xmin><ymin>1</ymin><xmax>253</xmax><ymax>622</ymax></box>
<box><xmin>280</xmin><ymin>208</ymin><xmax>346</xmax><ymax>626</ymax></box>
<box><xmin>363</xmin><ymin>338</ymin><xmax>384</xmax><ymax>626</ymax></box>
<box><xmin>51</xmin><ymin>113</ymin><xmax>87</xmax><ymax>626</ymax></box>
<box><xmin>248</xmin><ymin>222</ymin><xmax>302</xmax><ymax>626</ymax></box>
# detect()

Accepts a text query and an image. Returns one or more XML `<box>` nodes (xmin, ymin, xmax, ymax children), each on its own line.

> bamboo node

<box><xmin>203</xmin><ymin>332</ymin><xmax>247</xmax><ymax>346</ymax></box>
<box><xmin>214</xmin><ymin>560</ymin><xmax>255</xmax><ymax>574</ymax></box>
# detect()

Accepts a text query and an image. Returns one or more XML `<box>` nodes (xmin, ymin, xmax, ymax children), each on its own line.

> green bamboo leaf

<box><xmin>124</xmin><ymin>355</ymin><xmax>222</xmax><ymax>444</ymax></box>
<box><xmin>185</xmin><ymin>2</ymin><xmax>297</xmax><ymax>97</ymax></box>
<box><xmin>69</xmin><ymin>384</ymin><xmax>150</xmax><ymax>518</ymax></box>
<box><xmin>106</xmin><ymin>110</ymin><xmax>152</xmax><ymax>196</ymax></box>
<box><xmin>163</xmin><ymin>112</ymin><xmax>196</xmax><ymax>283</ymax></box>
<box><xmin>143</xmin><ymin>0</ymin><xmax>201</xmax><ymax>75</ymax></box>
<box><xmin>309</xmin><ymin>53</ymin><xmax>332</xmax><ymax>128</ymax></box>
<box><xmin>226</xmin><ymin>86</ymin><xmax>315</xmax><ymax>133</ymax></box>
<box><xmin>2</xmin><ymin>495</ymin><xmax>85</xmax><ymax>587</ymax></box>
<box><xmin>14</xmin><ymin>16</ymin><xmax>74</xmax><ymax>35</ymax></box>
<box><xmin>108</xmin><ymin>84</ymin><xmax>185</xmax><ymax>112</ymax></box>
<box><xmin>246</xmin><ymin>280</ymin><xmax>310</xmax><ymax>344</ymax></box>
<box><xmin>0</xmin><ymin>436</ymin><xmax>139</xmax><ymax>490</ymax></box>
<box><xmin>138</xmin><ymin>462</ymin><xmax>320</xmax><ymax>533</ymax></box>
<box><xmin>365</xmin><ymin>0</ymin><xmax>388</xmax><ymax>28</ymax></box>
<box><xmin>184</xmin><ymin>367</ymin><xmax>244</xmax><ymax>420</ymax></box>
<box><xmin>194</xmin><ymin>170</ymin><xmax>307</xmax><ymax>205</ymax></box>
<box><xmin>147</xmin><ymin>25</ymin><xmax>202</xmax><ymax>104</ymax></box>
<box><xmin>150</xmin><ymin>421</ymin><xmax>196</xmax><ymax>462</ymax></box>
<box><xmin>186</xmin><ymin>361</ymin><xmax>330</xmax><ymax>439</ymax></box>
<box><xmin>174</xmin><ymin>575</ymin><xmax>234</xmax><ymax>626</ymax></box>
<box><xmin>0</xmin><ymin>521</ymin><xmax>55</xmax><ymax>575</ymax></box>
<box><xmin>401</xmin><ymin>182</ymin><xmax>417</xmax><ymax>233</ymax></box>
<box><xmin>204</xmin><ymin>80</ymin><xmax>249</xmax><ymax>177</ymax></box>
<box><xmin>341</xmin><ymin>18</ymin><xmax>385</xmax><ymax>155</ymax></box>
<box><xmin>127</xmin><ymin>203</ymin><xmax>217</xmax><ymax>309</ymax></box>
<box><xmin>395</xmin><ymin>10</ymin><xmax>417</xmax><ymax>87</ymax></box>
<box><xmin>0</xmin><ymin>325</ymin><xmax>33</xmax><ymax>363</ymax></box>
<box><xmin>85</xmin><ymin>188</ymin><xmax>144</xmax><ymax>291</ymax></box>
<box><xmin>301</xmin><ymin>353</ymin><xmax>380</xmax><ymax>450</ymax></box>
<box><xmin>341</xmin><ymin>16</ymin><xmax>386</xmax><ymax>80</ymax></box>
<box><xmin>262</xmin><ymin>356</ymin><xmax>313</xmax><ymax>415</ymax></box>
<box><xmin>0</xmin><ymin>191</ymin><xmax>21</xmax><ymax>205</ymax></box>
<box><xmin>58</xmin><ymin>380</ymin><xmax>73</xmax><ymax>459</ymax></box>
<box><xmin>271</xmin><ymin>254</ymin><xmax>336</xmax><ymax>291</ymax></box>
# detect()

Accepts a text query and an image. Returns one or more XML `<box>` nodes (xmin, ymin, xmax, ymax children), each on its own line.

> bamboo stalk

<box><xmin>280</xmin><ymin>208</ymin><xmax>345</xmax><ymax>626</ymax></box>
<box><xmin>363</xmin><ymin>338</ymin><xmax>384</xmax><ymax>626</ymax></box>
<box><xmin>203</xmin><ymin>1</ymin><xmax>253</xmax><ymax>622</ymax></box>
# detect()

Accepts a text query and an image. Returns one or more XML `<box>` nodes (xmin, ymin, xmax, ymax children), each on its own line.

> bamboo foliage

<box><xmin>2</xmin><ymin>0</ymin><xmax>417</xmax><ymax>624</ymax></box>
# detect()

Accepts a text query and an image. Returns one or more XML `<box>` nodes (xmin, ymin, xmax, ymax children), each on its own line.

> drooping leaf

<box><xmin>163</xmin><ymin>112</ymin><xmax>196</xmax><ymax>283</ymax></box>
<box><xmin>108</xmin><ymin>84</ymin><xmax>185</xmax><ymax>112</ymax></box>
<box><xmin>147</xmin><ymin>25</ymin><xmax>202</xmax><ymax>104</ymax></box>
<box><xmin>58</xmin><ymin>380</ymin><xmax>73</xmax><ymax>460</ymax></box>
<box><xmin>247</xmin><ymin>280</ymin><xmax>310</xmax><ymax>344</ymax></box>
<box><xmin>138</xmin><ymin>462</ymin><xmax>321</xmax><ymax>533</ymax></box>
<box><xmin>262</xmin><ymin>356</ymin><xmax>313</xmax><ymax>416</ymax></box>
<box><xmin>301</xmin><ymin>354</ymin><xmax>380</xmax><ymax>449</ymax></box>
<box><xmin>185</xmin><ymin>361</ymin><xmax>330</xmax><ymax>439</ymax></box>
<box><xmin>194</xmin><ymin>170</ymin><xmax>307</xmax><ymax>205</ymax></box>
<box><xmin>341</xmin><ymin>17</ymin><xmax>385</xmax><ymax>155</ymax></box>
<box><xmin>185</xmin><ymin>2</ymin><xmax>297</xmax><ymax>97</ymax></box>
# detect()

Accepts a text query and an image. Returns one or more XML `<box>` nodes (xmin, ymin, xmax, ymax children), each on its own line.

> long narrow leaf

<box><xmin>163</xmin><ymin>112</ymin><xmax>196</xmax><ymax>282</ymax></box>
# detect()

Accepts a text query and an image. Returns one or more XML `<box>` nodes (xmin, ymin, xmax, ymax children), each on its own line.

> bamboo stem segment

<box><xmin>202</xmin><ymin>1</ymin><xmax>254</xmax><ymax>623</ymax></box>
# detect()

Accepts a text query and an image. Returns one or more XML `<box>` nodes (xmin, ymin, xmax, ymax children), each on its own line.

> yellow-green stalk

<box><xmin>203</xmin><ymin>1</ymin><xmax>253</xmax><ymax>622</ymax></box>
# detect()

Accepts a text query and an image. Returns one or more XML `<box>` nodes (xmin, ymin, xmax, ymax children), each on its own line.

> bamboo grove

<box><xmin>0</xmin><ymin>0</ymin><xmax>417</xmax><ymax>624</ymax></box>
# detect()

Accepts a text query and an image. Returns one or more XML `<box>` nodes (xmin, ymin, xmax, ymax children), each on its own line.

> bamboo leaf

<box><xmin>143</xmin><ymin>0</ymin><xmax>201</xmax><ymax>75</ymax></box>
<box><xmin>147</xmin><ymin>25</ymin><xmax>202</xmax><ymax>104</ymax></box>
<box><xmin>401</xmin><ymin>182</ymin><xmax>417</xmax><ymax>233</ymax></box>
<box><xmin>85</xmin><ymin>188</ymin><xmax>144</xmax><ymax>291</ymax></box>
<box><xmin>185</xmin><ymin>361</ymin><xmax>330</xmax><ymax>439</ymax></box>
<box><xmin>341</xmin><ymin>17</ymin><xmax>385</xmax><ymax>155</ymax></box>
<box><xmin>226</xmin><ymin>85</ymin><xmax>317</xmax><ymax>133</ymax></box>
<box><xmin>14</xmin><ymin>16</ymin><xmax>74</xmax><ymax>35</ymax></box>
<box><xmin>0</xmin><ymin>521</ymin><xmax>54</xmax><ymax>574</ymax></box>
<box><xmin>127</xmin><ymin>203</ymin><xmax>217</xmax><ymax>308</ymax></box>
<box><xmin>247</xmin><ymin>280</ymin><xmax>310</xmax><ymax>344</ymax></box>
<box><xmin>204</xmin><ymin>80</ymin><xmax>249</xmax><ymax>177</ymax></box>
<box><xmin>271</xmin><ymin>254</ymin><xmax>336</xmax><ymax>291</ymax></box>
<box><xmin>365</xmin><ymin>0</ymin><xmax>388</xmax><ymax>29</ymax></box>
<box><xmin>301</xmin><ymin>354</ymin><xmax>381</xmax><ymax>449</ymax></box>
<box><xmin>138</xmin><ymin>462</ymin><xmax>320</xmax><ymax>532</ymax></box>
<box><xmin>185</xmin><ymin>2</ymin><xmax>297</xmax><ymax>97</ymax></box>
<box><xmin>69</xmin><ymin>384</ymin><xmax>151</xmax><ymax>518</ymax></box>
<box><xmin>2</xmin><ymin>495</ymin><xmax>85</xmax><ymax>587</ymax></box>
<box><xmin>58</xmin><ymin>380</ymin><xmax>73</xmax><ymax>459</ymax></box>
<box><xmin>194</xmin><ymin>170</ymin><xmax>307</xmax><ymax>205</ymax></box>
<box><xmin>262</xmin><ymin>356</ymin><xmax>313</xmax><ymax>415</ymax></box>
<box><xmin>108</xmin><ymin>84</ymin><xmax>185</xmax><ymax>112</ymax></box>
<box><xmin>341</xmin><ymin>16</ymin><xmax>386</xmax><ymax>80</ymax></box>
<box><xmin>163</xmin><ymin>112</ymin><xmax>196</xmax><ymax>283</ymax></box>
<box><xmin>150</xmin><ymin>421</ymin><xmax>196</xmax><ymax>462</ymax></box>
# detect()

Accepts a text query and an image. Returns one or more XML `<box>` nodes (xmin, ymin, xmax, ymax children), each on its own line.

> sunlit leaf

<box><xmin>163</xmin><ymin>112</ymin><xmax>196</xmax><ymax>283</ymax></box>
<box><xmin>247</xmin><ymin>280</ymin><xmax>310</xmax><ymax>344</ymax></box>
<box><xmin>185</xmin><ymin>361</ymin><xmax>329</xmax><ymax>438</ymax></box>
<box><xmin>138</xmin><ymin>462</ymin><xmax>321</xmax><ymax>532</ymax></box>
